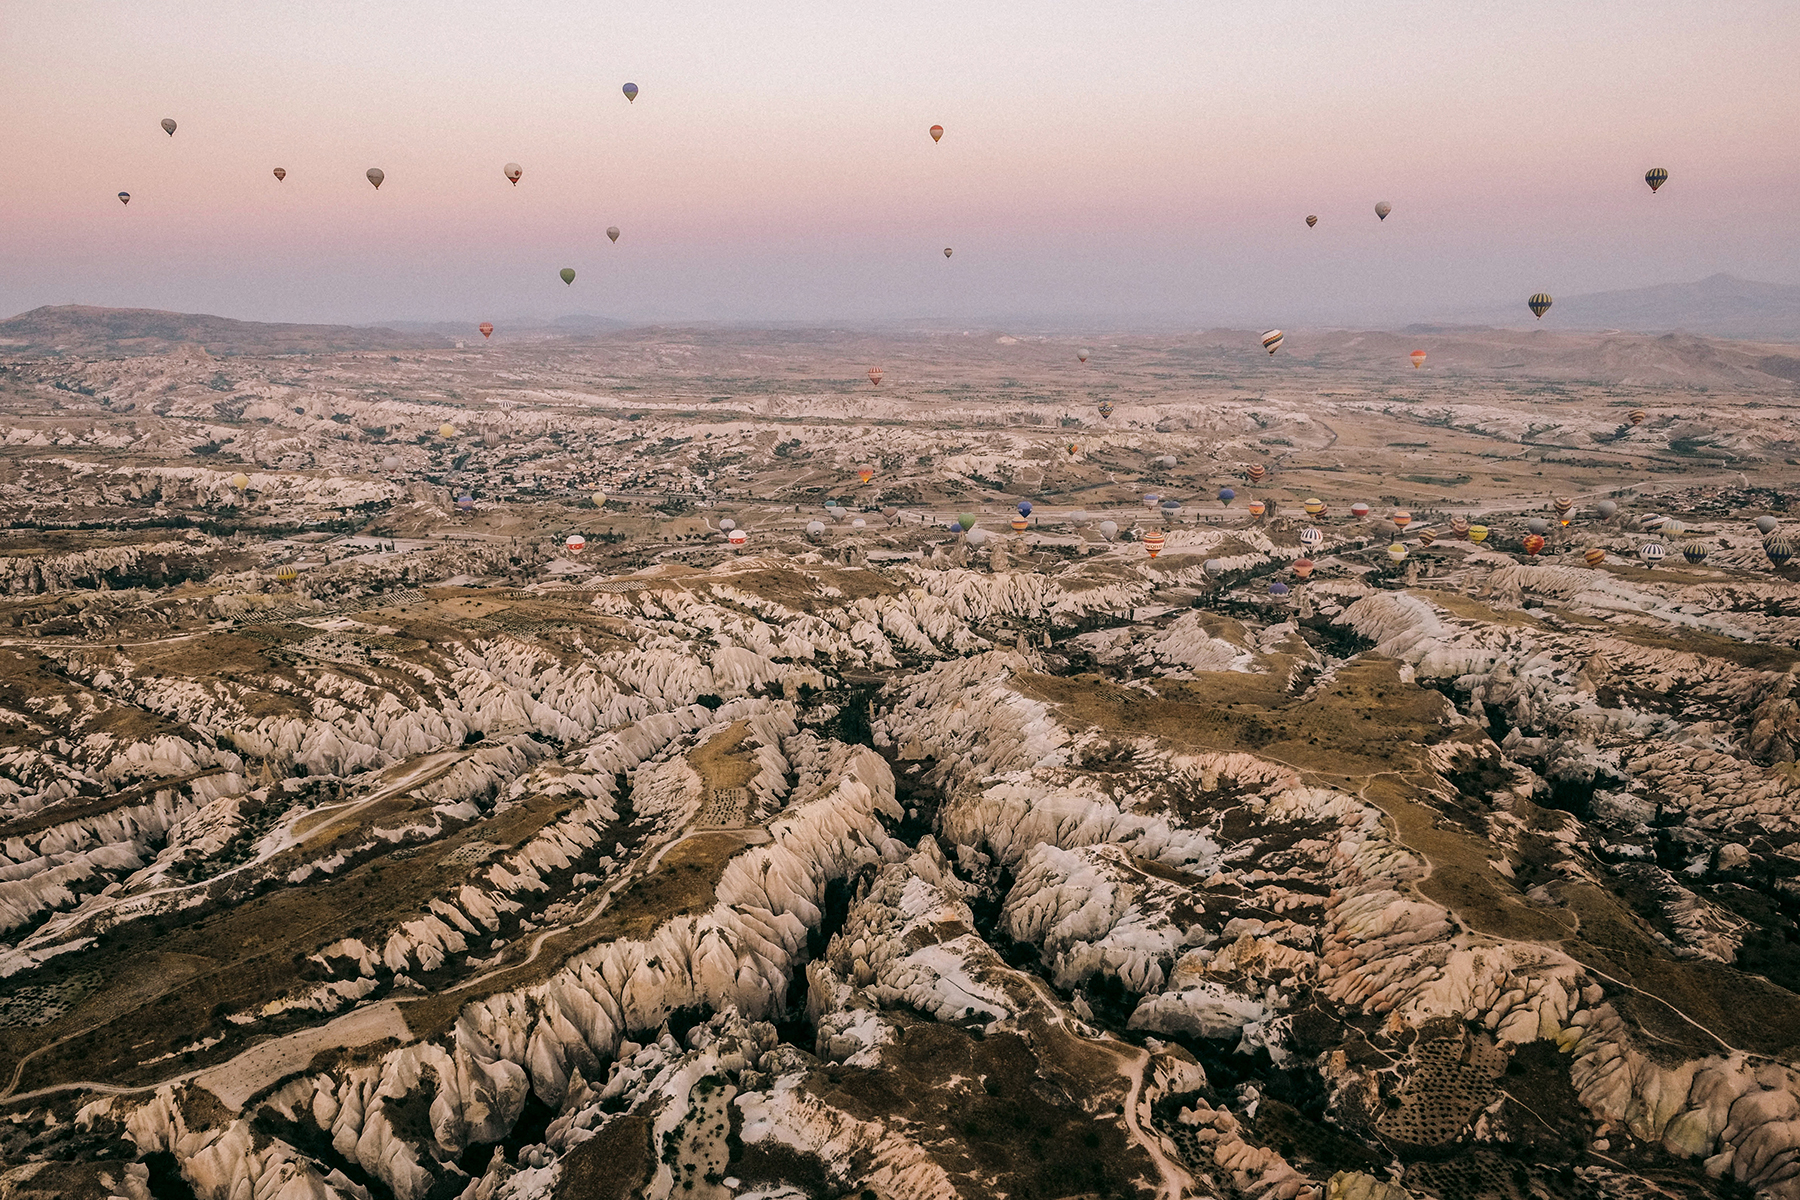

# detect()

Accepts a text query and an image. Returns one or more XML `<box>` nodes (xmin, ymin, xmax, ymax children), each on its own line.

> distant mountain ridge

<box><xmin>1449</xmin><ymin>274</ymin><xmax>1800</xmax><ymax>341</ymax></box>
<box><xmin>0</xmin><ymin>305</ymin><xmax>453</xmax><ymax>357</ymax></box>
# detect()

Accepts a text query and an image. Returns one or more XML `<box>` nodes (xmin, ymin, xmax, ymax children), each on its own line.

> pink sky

<box><xmin>4</xmin><ymin>0</ymin><xmax>1796</xmax><ymax>326</ymax></box>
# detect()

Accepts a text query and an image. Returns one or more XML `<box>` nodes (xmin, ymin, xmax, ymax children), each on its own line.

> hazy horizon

<box><xmin>6</xmin><ymin>0</ymin><xmax>1798</xmax><ymax>328</ymax></box>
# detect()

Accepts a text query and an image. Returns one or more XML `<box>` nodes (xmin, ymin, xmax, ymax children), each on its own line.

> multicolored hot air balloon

<box><xmin>504</xmin><ymin>163</ymin><xmax>522</xmax><ymax>185</ymax></box>
<box><xmin>1219</xmin><ymin>487</ymin><xmax>1236</xmax><ymax>506</ymax></box>
<box><xmin>117</xmin><ymin>192</ymin><xmax>130</xmax><ymax>205</ymax></box>
<box><xmin>479</xmin><ymin>322</ymin><xmax>493</xmax><ymax>339</ymax></box>
<box><xmin>456</xmin><ymin>493</ymin><xmax>475</xmax><ymax>512</ymax></box>
<box><xmin>728</xmin><ymin>528</ymin><xmax>747</xmax><ymax>547</ymax></box>
<box><xmin>1375</xmin><ymin>201</ymin><xmax>1392</xmax><ymax>220</ymax></box>
<box><xmin>1392</xmin><ymin>509</ymin><xmax>1412</xmax><ymax>530</ymax></box>
<box><xmin>1068</xmin><ymin>443</ymin><xmax>1080</xmax><ymax>456</ymax></box>
<box><xmin>565</xmin><ymin>534</ymin><xmax>586</xmax><ymax>554</ymax></box>
<box><xmin>1410</xmin><ymin>350</ymin><xmax>1427</xmax><ymax>369</ymax></box>
<box><xmin>367</xmin><ymin>167</ymin><xmax>385</xmax><ymax>189</ymax></box>
<box><xmin>1246</xmin><ymin>464</ymin><xmax>1267</xmax><ymax>485</ymax></box>
<box><xmin>858</xmin><ymin>465</ymin><xmax>874</xmax><ymax>484</ymax></box>
<box><xmin>1451</xmin><ymin>516</ymin><xmax>1470</xmax><ymax>538</ymax></box>
<box><xmin>607</xmin><ymin>227</ymin><xmax>621</xmax><ymax>243</ymax></box>
<box><xmin>1528</xmin><ymin>293</ymin><xmax>1553</xmax><ymax>319</ymax></box>
<box><xmin>1639</xmin><ymin>541</ymin><xmax>1666</xmax><ymax>567</ymax></box>
<box><xmin>1304</xmin><ymin>498</ymin><xmax>1325</xmax><ymax>516</ymax></box>
<box><xmin>929</xmin><ymin>125</ymin><xmax>944</xmax><ymax>143</ymax></box>
<box><xmin>1292</xmin><ymin>558</ymin><xmax>1315</xmax><ymax>579</ymax></box>
<box><xmin>1247</xmin><ymin>499</ymin><xmax>1266</xmax><ymax>518</ymax></box>
<box><xmin>1628</xmin><ymin>409</ymin><xmax>1647</xmax><ymax>425</ymax></box>
<box><xmin>1260</xmin><ymin>330</ymin><xmax>1284</xmax><ymax>355</ymax></box>
<box><xmin>560</xmin><ymin>268</ymin><xmax>576</xmax><ymax>285</ymax></box>
<box><xmin>1585</xmin><ymin>547</ymin><xmax>1607</xmax><ymax>567</ymax></box>
<box><xmin>868</xmin><ymin>367</ymin><xmax>883</xmax><ymax>386</ymax></box>
<box><xmin>1417</xmin><ymin>528</ymin><xmax>1437</xmax><ymax>547</ymax></box>
<box><xmin>1351</xmin><ymin>502</ymin><xmax>1370</xmax><ymax>519</ymax></box>
<box><xmin>1387</xmin><ymin>543</ymin><xmax>1409</xmax><ymax>563</ymax></box>
<box><xmin>1681</xmin><ymin>539</ymin><xmax>1710</xmax><ymax>564</ymax></box>
<box><xmin>1300</xmin><ymin>527</ymin><xmax>1323</xmax><ymax>550</ymax></box>
<box><xmin>1553</xmin><ymin>496</ymin><xmax>1574</xmax><ymax>524</ymax></box>
<box><xmin>1098</xmin><ymin>400</ymin><xmax>1114</xmax><ymax>418</ymax></box>
<box><xmin>273</xmin><ymin>167</ymin><xmax>286</xmax><ymax>181</ymax></box>
<box><xmin>1305</xmin><ymin>215</ymin><xmax>1318</xmax><ymax>228</ymax></box>
<box><xmin>622</xmin><ymin>83</ymin><xmax>639</xmax><ymax>102</ymax></box>
<box><xmin>1011</xmin><ymin>517</ymin><xmax>1028</xmax><ymax>533</ymax></box>
<box><xmin>1640</xmin><ymin>513</ymin><xmax>1665</xmax><ymax>531</ymax></box>
<box><xmin>1523</xmin><ymin>533</ymin><xmax>1546</xmax><ymax>556</ymax></box>
<box><xmin>1645</xmin><ymin>168</ymin><xmax>1668</xmax><ymax>194</ymax></box>
<box><xmin>161</xmin><ymin>118</ymin><xmax>177</xmax><ymax>136</ymax></box>
<box><xmin>1143</xmin><ymin>530</ymin><xmax>1165</xmax><ymax>558</ymax></box>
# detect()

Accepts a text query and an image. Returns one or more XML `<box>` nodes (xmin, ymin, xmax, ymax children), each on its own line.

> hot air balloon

<box><xmin>1528</xmin><ymin>293</ymin><xmax>1553</xmax><ymax>319</ymax></box>
<box><xmin>1628</xmin><ymin>409</ymin><xmax>1647</xmax><ymax>425</ymax></box>
<box><xmin>1018</xmin><ymin>501</ymin><xmax>1033</xmax><ymax>516</ymax></box>
<box><xmin>1585</xmin><ymin>547</ymin><xmax>1607</xmax><ymax>567</ymax></box>
<box><xmin>1269</xmin><ymin>581</ymin><xmax>1290</xmax><ymax>596</ymax></box>
<box><xmin>456</xmin><ymin>494</ymin><xmax>475</xmax><ymax>512</ymax></box>
<box><xmin>607</xmin><ymin>227</ymin><xmax>621</xmax><ymax>244</ymax></box>
<box><xmin>1305</xmin><ymin>215</ymin><xmax>1318</xmax><ymax>228</ymax></box>
<box><xmin>439</xmin><ymin>423</ymin><xmax>457</xmax><ymax>437</ymax></box>
<box><xmin>1392</xmin><ymin>509</ymin><xmax>1412</xmax><ymax>530</ymax></box>
<box><xmin>273</xmin><ymin>167</ymin><xmax>286</xmax><ymax>181</ymax></box>
<box><xmin>1351</xmin><ymin>502</ymin><xmax>1370</xmax><ymax>519</ymax></box>
<box><xmin>868</xmin><ymin>367</ymin><xmax>883</xmax><ymax>386</ymax></box>
<box><xmin>1553</xmin><ymin>496</ymin><xmax>1574</xmax><ymax>520</ymax></box>
<box><xmin>1260</xmin><ymin>330</ymin><xmax>1284</xmax><ymax>355</ymax></box>
<box><xmin>275</xmin><ymin>566</ymin><xmax>297</xmax><ymax>583</ymax></box>
<box><xmin>851</xmin><ymin>518</ymin><xmax>866</xmax><ymax>529</ymax></box>
<box><xmin>160</xmin><ymin>118</ymin><xmax>177</xmax><ymax>136</ymax></box>
<box><xmin>1639</xmin><ymin>513</ymin><xmax>1665</xmax><ymax>531</ymax></box>
<box><xmin>1097</xmin><ymin>400</ymin><xmax>1114</xmax><ymax>418</ymax></box>
<box><xmin>479</xmin><ymin>322</ymin><xmax>493</xmax><ymax>339</ymax></box>
<box><xmin>623</xmin><ymin>83</ymin><xmax>639</xmax><ymax>102</ymax></box>
<box><xmin>1246</xmin><ymin>464</ymin><xmax>1267</xmax><ymax>484</ymax></box>
<box><xmin>1375</xmin><ymin>201</ymin><xmax>1392</xmax><ymax>220</ymax></box>
<box><xmin>1451</xmin><ymin>516</ymin><xmax>1470</xmax><ymax>538</ymax></box>
<box><xmin>1203</xmin><ymin>559</ymin><xmax>1227</xmax><ymax>578</ymax></box>
<box><xmin>1387</xmin><ymin>543</ymin><xmax>1409</xmax><ymax>563</ymax></box>
<box><xmin>1662</xmin><ymin>520</ymin><xmax>1687</xmax><ymax>538</ymax></box>
<box><xmin>593</xmin><ymin>492</ymin><xmax>608</xmax><ymax>507</ymax></box>
<box><xmin>944</xmin><ymin>248</ymin><xmax>953</xmax><ymax>258</ymax></box>
<box><xmin>1639</xmin><ymin>541</ymin><xmax>1665</xmax><ymax>566</ymax></box>
<box><xmin>858</xmin><ymin>465</ymin><xmax>874</xmax><ymax>484</ymax></box>
<box><xmin>1596</xmin><ymin>500</ymin><xmax>1618</xmax><ymax>519</ymax></box>
<box><xmin>1681</xmin><ymin>539</ymin><xmax>1709</xmax><ymax>564</ymax></box>
<box><xmin>504</xmin><ymin>163</ymin><xmax>522</xmax><ymax>186</ymax></box>
<box><xmin>382</xmin><ymin>456</ymin><xmax>402</xmax><ymax>471</ymax></box>
<box><xmin>929</xmin><ymin>124</ymin><xmax>944</xmax><ymax>142</ymax></box>
<box><xmin>230</xmin><ymin>472</ymin><xmax>251</xmax><ymax>490</ymax></box>
<box><xmin>1527</xmin><ymin>517</ymin><xmax>1548</xmax><ymax>535</ymax></box>
<box><xmin>1523</xmin><ymin>533</ymin><xmax>1546</xmax><ymax>556</ymax></box>
<box><xmin>1099</xmin><ymin>520</ymin><xmax>1118</xmax><ymax>540</ymax></box>
<box><xmin>1144</xmin><ymin>494</ymin><xmax>1160</xmax><ymax>510</ymax></box>
<box><xmin>1468</xmin><ymin>524</ymin><xmax>1489</xmax><ymax>544</ymax></box>
<box><xmin>1247</xmin><ymin>500</ymin><xmax>1266</xmax><ymax>518</ymax></box>
<box><xmin>1143</xmin><ymin>531</ymin><xmax>1166</xmax><ymax>559</ymax></box>
<box><xmin>1011</xmin><ymin>517</ymin><xmax>1028</xmax><ymax>533</ymax></box>
<box><xmin>1304</xmin><ymin>498</ymin><xmax>1324</xmax><ymax>516</ymax></box>
<box><xmin>958</xmin><ymin>513</ymin><xmax>978</xmax><ymax>532</ymax></box>
<box><xmin>1292</xmin><ymin>558</ymin><xmax>1315</xmax><ymax>579</ymax></box>
<box><xmin>1078</xmin><ymin>349</ymin><xmax>1090</xmax><ymax>363</ymax></box>
<box><xmin>807</xmin><ymin>520</ymin><xmax>826</xmax><ymax>539</ymax></box>
<box><xmin>1410</xmin><ymin>350</ymin><xmax>1427</xmax><ymax>369</ymax></box>
<box><xmin>367</xmin><ymin>167</ymin><xmax>385</xmax><ymax>189</ymax></box>
<box><xmin>1756</xmin><ymin>516</ymin><xmax>1780</xmax><ymax>535</ymax></box>
<box><xmin>728</xmin><ymin>528</ymin><xmax>747</xmax><ymax>546</ymax></box>
<box><xmin>117</xmin><ymin>192</ymin><xmax>130</xmax><ymax>206</ymax></box>
<box><xmin>1765</xmin><ymin>535</ymin><xmax>1794</xmax><ymax>567</ymax></box>
<box><xmin>1645</xmin><ymin>168</ymin><xmax>1668</xmax><ymax>194</ymax></box>
<box><xmin>560</xmin><ymin>268</ymin><xmax>576</xmax><ymax>285</ymax></box>
<box><xmin>566</xmin><ymin>534</ymin><xmax>586</xmax><ymax>554</ymax></box>
<box><xmin>1219</xmin><ymin>487</ymin><xmax>1236</xmax><ymax>506</ymax></box>
<box><xmin>1417</xmin><ymin>528</ymin><xmax>1437</xmax><ymax>547</ymax></box>
<box><xmin>967</xmin><ymin>527</ymin><xmax>989</xmax><ymax>547</ymax></box>
<box><xmin>1300</xmin><ymin>527</ymin><xmax>1323</xmax><ymax>550</ymax></box>
<box><xmin>1068</xmin><ymin>443</ymin><xmax>1080</xmax><ymax>456</ymax></box>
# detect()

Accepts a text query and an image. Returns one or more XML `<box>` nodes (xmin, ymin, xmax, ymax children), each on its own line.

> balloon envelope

<box><xmin>273</xmin><ymin>167</ymin><xmax>286</xmax><ymax>181</ymax></box>
<box><xmin>1018</xmin><ymin>501</ymin><xmax>1033</xmax><ymax>516</ymax></box>
<box><xmin>1756</xmin><ymin>516</ymin><xmax>1779</xmax><ymax>535</ymax></box>
<box><xmin>1596</xmin><ymin>500</ymin><xmax>1618</xmax><ymax>519</ymax></box>
<box><xmin>439</xmin><ymin>423</ymin><xmax>457</xmax><ymax>437</ymax></box>
<box><xmin>560</xmin><ymin>268</ymin><xmax>576</xmax><ymax>285</ymax></box>
<box><xmin>1078</xmin><ymin>349</ymin><xmax>1090</xmax><ymax>362</ymax></box>
<box><xmin>229</xmin><ymin>473</ymin><xmax>250</xmax><ymax>490</ymax></box>
<box><xmin>929</xmin><ymin>124</ymin><xmax>943</xmax><ymax>142</ymax></box>
<box><xmin>479</xmin><ymin>322</ymin><xmax>493</xmax><ymax>338</ymax></box>
<box><xmin>1305</xmin><ymin>215</ymin><xmax>1317</xmax><ymax>227</ymax></box>
<box><xmin>1260</xmin><ymin>330</ymin><xmax>1284</xmax><ymax>355</ymax></box>
<box><xmin>504</xmin><ymin>163</ymin><xmax>522</xmax><ymax>184</ymax></box>
<box><xmin>944</xmin><ymin>247</ymin><xmax>953</xmax><ymax>257</ymax></box>
<box><xmin>622</xmin><ymin>83</ymin><xmax>639</xmax><ymax>101</ymax></box>
<box><xmin>868</xmin><ymin>367</ymin><xmax>883</xmax><ymax>386</ymax></box>
<box><xmin>1645</xmin><ymin>167</ymin><xmax>1668</xmax><ymax>193</ymax></box>
<box><xmin>1528</xmin><ymin>293</ymin><xmax>1553</xmax><ymax>319</ymax></box>
<box><xmin>565</xmin><ymin>534</ymin><xmax>585</xmax><ymax>553</ymax></box>
<box><xmin>366</xmin><ymin>167</ymin><xmax>384</xmax><ymax>189</ymax></box>
<box><xmin>607</xmin><ymin>226</ymin><xmax>620</xmax><ymax>243</ymax></box>
<box><xmin>117</xmin><ymin>192</ymin><xmax>130</xmax><ymax>205</ymax></box>
<box><xmin>1410</xmin><ymin>350</ymin><xmax>1426</xmax><ymax>368</ymax></box>
<box><xmin>1099</xmin><ymin>521</ymin><xmax>1118</xmax><ymax>539</ymax></box>
<box><xmin>160</xmin><ymin>118</ymin><xmax>176</xmax><ymax>136</ymax></box>
<box><xmin>1219</xmin><ymin>487</ymin><xmax>1235</xmax><ymax>505</ymax></box>
<box><xmin>1375</xmin><ymin>201</ymin><xmax>1392</xmax><ymax>219</ymax></box>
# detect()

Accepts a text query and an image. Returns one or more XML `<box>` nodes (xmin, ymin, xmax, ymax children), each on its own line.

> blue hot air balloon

<box><xmin>1219</xmin><ymin>487</ymin><xmax>1236</xmax><ymax>506</ymax></box>
<box><xmin>1017</xmin><ymin>501</ymin><xmax>1033</xmax><ymax>517</ymax></box>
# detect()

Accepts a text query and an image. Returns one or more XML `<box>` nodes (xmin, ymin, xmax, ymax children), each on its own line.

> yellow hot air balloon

<box><xmin>1392</xmin><ymin>509</ymin><xmax>1412</xmax><ymax>529</ymax></box>
<box><xmin>1468</xmin><ymin>524</ymin><xmax>1489</xmax><ymax>543</ymax></box>
<box><xmin>592</xmin><ymin>492</ymin><xmax>607</xmax><ymax>507</ymax></box>
<box><xmin>1386</xmin><ymin>543</ymin><xmax>1408</xmax><ymax>562</ymax></box>
<box><xmin>1304</xmin><ymin>498</ymin><xmax>1324</xmax><ymax>516</ymax></box>
<box><xmin>229</xmin><ymin>472</ymin><xmax>250</xmax><ymax>490</ymax></box>
<box><xmin>275</xmin><ymin>566</ymin><xmax>298</xmax><ymax>584</ymax></box>
<box><xmin>439</xmin><ymin>422</ymin><xmax>457</xmax><ymax>438</ymax></box>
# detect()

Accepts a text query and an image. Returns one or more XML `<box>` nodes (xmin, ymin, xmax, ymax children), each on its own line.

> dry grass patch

<box><xmin>688</xmin><ymin>721</ymin><xmax>759</xmax><ymax>793</ymax></box>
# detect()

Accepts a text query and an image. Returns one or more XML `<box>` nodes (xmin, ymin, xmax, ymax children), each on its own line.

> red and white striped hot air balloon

<box><xmin>868</xmin><ymin>367</ymin><xmax>883</xmax><ymax>387</ymax></box>
<box><xmin>479</xmin><ymin>322</ymin><xmax>493</xmax><ymax>339</ymax></box>
<box><xmin>1143</xmin><ymin>530</ymin><xmax>1165</xmax><ymax>558</ymax></box>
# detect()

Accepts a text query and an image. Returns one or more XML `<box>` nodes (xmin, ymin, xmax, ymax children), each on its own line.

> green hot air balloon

<box><xmin>1645</xmin><ymin>168</ymin><xmax>1668</xmax><ymax>193</ymax></box>
<box><xmin>1528</xmin><ymin>293</ymin><xmax>1553</xmax><ymax>320</ymax></box>
<box><xmin>958</xmin><ymin>513</ymin><xmax>978</xmax><ymax>533</ymax></box>
<box><xmin>560</xmin><ymin>267</ymin><xmax>576</xmax><ymax>285</ymax></box>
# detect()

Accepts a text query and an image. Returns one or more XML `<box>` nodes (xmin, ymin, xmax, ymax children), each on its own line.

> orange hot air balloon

<box><xmin>1410</xmin><ymin>350</ymin><xmax>1427</xmax><ymax>369</ymax></box>
<box><xmin>272</xmin><ymin>167</ymin><xmax>286</xmax><ymax>181</ymax></box>
<box><xmin>478</xmin><ymin>322</ymin><xmax>493</xmax><ymax>339</ymax></box>
<box><xmin>1068</xmin><ymin>443</ymin><xmax>1080</xmax><ymax>456</ymax></box>
<box><xmin>1143</xmin><ymin>530</ymin><xmax>1166</xmax><ymax>559</ymax></box>
<box><xmin>858</xmin><ymin>465</ymin><xmax>874</xmax><ymax>484</ymax></box>
<box><xmin>929</xmin><ymin>125</ymin><xmax>944</xmax><ymax>143</ymax></box>
<box><xmin>1292</xmin><ymin>558</ymin><xmax>1314</xmax><ymax>579</ymax></box>
<box><xmin>1585</xmin><ymin>547</ymin><xmax>1607</xmax><ymax>567</ymax></box>
<box><xmin>1246</xmin><ymin>463</ymin><xmax>1267</xmax><ymax>484</ymax></box>
<box><xmin>868</xmin><ymin>367</ymin><xmax>883</xmax><ymax>387</ymax></box>
<box><xmin>1012</xmin><ymin>517</ymin><xmax>1028</xmax><ymax>533</ymax></box>
<box><xmin>1304</xmin><ymin>498</ymin><xmax>1325</xmax><ymax>516</ymax></box>
<box><xmin>1392</xmin><ymin>509</ymin><xmax>1412</xmax><ymax>530</ymax></box>
<box><xmin>1628</xmin><ymin>409</ymin><xmax>1647</xmax><ymax>425</ymax></box>
<box><xmin>1523</xmin><ymin>533</ymin><xmax>1546</xmax><ymax>556</ymax></box>
<box><xmin>1450</xmin><ymin>516</ymin><xmax>1470</xmax><ymax>538</ymax></box>
<box><xmin>1247</xmin><ymin>500</ymin><xmax>1266</xmax><ymax>518</ymax></box>
<box><xmin>1417</xmin><ymin>528</ymin><xmax>1437</xmax><ymax>546</ymax></box>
